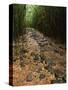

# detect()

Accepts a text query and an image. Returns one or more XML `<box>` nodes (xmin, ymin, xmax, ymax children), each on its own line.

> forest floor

<box><xmin>10</xmin><ymin>28</ymin><xmax>66</xmax><ymax>86</ymax></box>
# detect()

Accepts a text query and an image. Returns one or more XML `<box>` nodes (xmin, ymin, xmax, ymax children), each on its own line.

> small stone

<box><xmin>40</xmin><ymin>55</ymin><xmax>46</xmax><ymax>61</ymax></box>
<box><xmin>42</xmin><ymin>67</ymin><xmax>45</xmax><ymax>71</ymax></box>
<box><xmin>39</xmin><ymin>74</ymin><xmax>45</xmax><ymax>80</ymax></box>
<box><xmin>36</xmin><ymin>68</ymin><xmax>42</xmax><ymax>73</ymax></box>
<box><xmin>39</xmin><ymin>42</ymin><xmax>48</xmax><ymax>46</ymax></box>
<box><xmin>58</xmin><ymin>77</ymin><xmax>62</xmax><ymax>81</ymax></box>
<box><xmin>33</xmin><ymin>54</ymin><xmax>41</xmax><ymax>61</ymax></box>
<box><xmin>46</xmin><ymin>65</ymin><xmax>52</xmax><ymax>72</ymax></box>
<box><xmin>54</xmin><ymin>48</ymin><xmax>59</xmax><ymax>53</ymax></box>
<box><xmin>40</xmin><ymin>48</ymin><xmax>47</xmax><ymax>52</ymax></box>
<box><xmin>26</xmin><ymin>73</ymin><xmax>32</xmax><ymax>82</ymax></box>
<box><xmin>40</xmin><ymin>39</ymin><xmax>47</xmax><ymax>42</ymax></box>
<box><xmin>46</xmin><ymin>59</ymin><xmax>53</xmax><ymax>66</ymax></box>
<box><xmin>54</xmin><ymin>70</ymin><xmax>64</xmax><ymax>78</ymax></box>
<box><xmin>43</xmin><ymin>60</ymin><xmax>46</xmax><ymax>65</ymax></box>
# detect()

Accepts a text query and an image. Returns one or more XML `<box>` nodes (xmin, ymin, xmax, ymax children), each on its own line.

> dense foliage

<box><xmin>11</xmin><ymin>4</ymin><xmax>66</xmax><ymax>43</ymax></box>
<box><xmin>12</xmin><ymin>4</ymin><xmax>26</xmax><ymax>41</ymax></box>
<box><xmin>31</xmin><ymin>6</ymin><xmax>66</xmax><ymax>43</ymax></box>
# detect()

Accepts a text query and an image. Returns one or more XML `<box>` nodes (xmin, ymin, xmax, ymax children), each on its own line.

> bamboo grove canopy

<box><xmin>10</xmin><ymin>4</ymin><xmax>66</xmax><ymax>44</ymax></box>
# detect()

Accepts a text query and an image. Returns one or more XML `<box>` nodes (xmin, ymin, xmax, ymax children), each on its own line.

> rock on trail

<box><xmin>12</xmin><ymin>28</ymin><xmax>66</xmax><ymax>86</ymax></box>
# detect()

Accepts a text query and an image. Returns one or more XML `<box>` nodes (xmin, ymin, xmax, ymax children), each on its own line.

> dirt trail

<box><xmin>12</xmin><ymin>28</ymin><xmax>66</xmax><ymax>86</ymax></box>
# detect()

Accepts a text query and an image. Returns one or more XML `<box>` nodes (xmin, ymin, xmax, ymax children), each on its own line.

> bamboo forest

<box><xmin>9</xmin><ymin>4</ymin><xmax>66</xmax><ymax>86</ymax></box>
